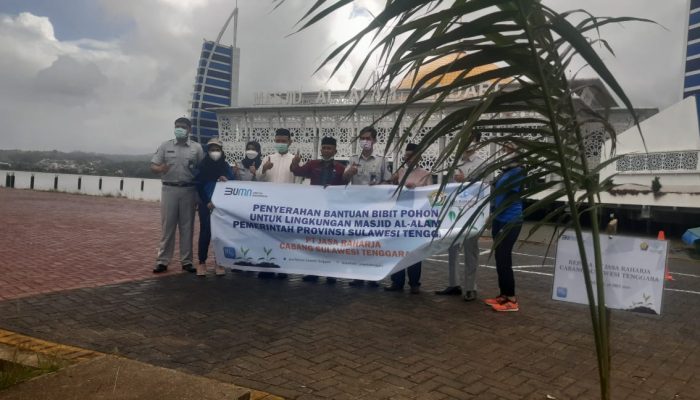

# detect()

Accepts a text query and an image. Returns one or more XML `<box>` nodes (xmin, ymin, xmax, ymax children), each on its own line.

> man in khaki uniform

<box><xmin>151</xmin><ymin>117</ymin><xmax>204</xmax><ymax>273</ymax></box>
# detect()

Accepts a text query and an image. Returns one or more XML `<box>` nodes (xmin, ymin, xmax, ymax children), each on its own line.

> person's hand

<box><xmin>262</xmin><ymin>157</ymin><xmax>273</xmax><ymax>172</ymax></box>
<box><xmin>156</xmin><ymin>164</ymin><xmax>170</xmax><ymax>174</ymax></box>
<box><xmin>292</xmin><ymin>150</ymin><xmax>301</xmax><ymax>166</ymax></box>
<box><xmin>406</xmin><ymin>182</ymin><xmax>416</xmax><ymax>189</ymax></box>
<box><xmin>207</xmin><ymin>202</ymin><xmax>214</xmax><ymax>211</ymax></box>
<box><xmin>217</xmin><ymin>175</ymin><xmax>228</xmax><ymax>182</ymax></box>
<box><xmin>345</xmin><ymin>162</ymin><xmax>359</xmax><ymax>177</ymax></box>
<box><xmin>454</xmin><ymin>169</ymin><xmax>465</xmax><ymax>183</ymax></box>
<box><xmin>232</xmin><ymin>164</ymin><xmax>240</xmax><ymax>176</ymax></box>
<box><xmin>249</xmin><ymin>165</ymin><xmax>257</xmax><ymax>175</ymax></box>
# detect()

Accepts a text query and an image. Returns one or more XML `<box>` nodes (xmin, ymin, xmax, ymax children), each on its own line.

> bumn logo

<box><xmin>556</xmin><ymin>287</ymin><xmax>568</xmax><ymax>298</ymax></box>
<box><xmin>224</xmin><ymin>187</ymin><xmax>253</xmax><ymax>197</ymax></box>
<box><xmin>223</xmin><ymin>247</ymin><xmax>237</xmax><ymax>259</ymax></box>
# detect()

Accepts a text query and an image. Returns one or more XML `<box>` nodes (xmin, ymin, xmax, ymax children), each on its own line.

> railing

<box><xmin>1</xmin><ymin>170</ymin><xmax>162</xmax><ymax>201</ymax></box>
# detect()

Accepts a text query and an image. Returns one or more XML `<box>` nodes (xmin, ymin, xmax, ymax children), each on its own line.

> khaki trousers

<box><xmin>156</xmin><ymin>185</ymin><xmax>197</xmax><ymax>266</ymax></box>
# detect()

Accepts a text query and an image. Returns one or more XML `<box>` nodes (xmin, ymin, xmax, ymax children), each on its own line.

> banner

<box><xmin>211</xmin><ymin>182</ymin><xmax>488</xmax><ymax>280</ymax></box>
<box><xmin>552</xmin><ymin>231</ymin><xmax>668</xmax><ymax>314</ymax></box>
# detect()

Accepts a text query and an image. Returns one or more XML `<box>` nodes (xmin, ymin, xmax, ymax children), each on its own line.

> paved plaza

<box><xmin>0</xmin><ymin>187</ymin><xmax>699</xmax><ymax>399</ymax></box>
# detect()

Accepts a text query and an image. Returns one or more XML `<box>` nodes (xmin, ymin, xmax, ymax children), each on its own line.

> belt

<box><xmin>162</xmin><ymin>182</ymin><xmax>195</xmax><ymax>187</ymax></box>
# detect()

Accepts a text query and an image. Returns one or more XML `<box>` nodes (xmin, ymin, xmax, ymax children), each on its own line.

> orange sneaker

<box><xmin>483</xmin><ymin>295</ymin><xmax>508</xmax><ymax>306</ymax></box>
<box><xmin>491</xmin><ymin>298</ymin><xmax>519</xmax><ymax>312</ymax></box>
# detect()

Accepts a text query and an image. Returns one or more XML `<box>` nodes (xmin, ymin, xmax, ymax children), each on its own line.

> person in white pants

<box><xmin>435</xmin><ymin>135</ymin><xmax>485</xmax><ymax>301</ymax></box>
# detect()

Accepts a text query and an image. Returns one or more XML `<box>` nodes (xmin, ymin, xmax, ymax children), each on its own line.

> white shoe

<box><xmin>196</xmin><ymin>262</ymin><xmax>207</xmax><ymax>276</ymax></box>
<box><xmin>215</xmin><ymin>265</ymin><xmax>226</xmax><ymax>276</ymax></box>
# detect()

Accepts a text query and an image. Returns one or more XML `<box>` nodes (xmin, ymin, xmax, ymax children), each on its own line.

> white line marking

<box><xmin>512</xmin><ymin>265</ymin><xmax>554</xmax><ymax>269</ymax></box>
<box><xmin>512</xmin><ymin>251</ymin><xmax>555</xmax><ymax>260</ymax></box>
<box><xmin>665</xmin><ymin>288</ymin><xmax>700</xmax><ymax>295</ymax></box>
<box><xmin>667</xmin><ymin>272</ymin><xmax>700</xmax><ymax>279</ymax></box>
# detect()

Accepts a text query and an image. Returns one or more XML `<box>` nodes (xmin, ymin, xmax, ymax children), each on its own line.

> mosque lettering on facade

<box><xmin>253</xmin><ymin>82</ymin><xmax>502</xmax><ymax>106</ymax></box>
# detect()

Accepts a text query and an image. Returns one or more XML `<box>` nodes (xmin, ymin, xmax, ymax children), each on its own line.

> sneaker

<box><xmin>196</xmin><ymin>262</ymin><xmax>207</xmax><ymax>277</ymax></box>
<box><xmin>463</xmin><ymin>290</ymin><xmax>477</xmax><ymax>302</ymax></box>
<box><xmin>491</xmin><ymin>298</ymin><xmax>519</xmax><ymax>312</ymax></box>
<box><xmin>483</xmin><ymin>295</ymin><xmax>508</xmax><ymax>306</ymax></box>
<box><xmin>215</xmin><ymin>265</ymin><xmax>226</xmax><ymax>276</ymax></box>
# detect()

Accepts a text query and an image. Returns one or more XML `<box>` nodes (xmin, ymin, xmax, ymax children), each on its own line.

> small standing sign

<box><xmin>552</xmin><ymin>231</ymin><xmax>668</xmax><ymax>315</ymax></box>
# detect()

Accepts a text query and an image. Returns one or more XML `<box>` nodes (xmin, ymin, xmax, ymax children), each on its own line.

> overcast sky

<box><xmin>0</xmin><ymin>0</ymin><xmax>689</xmax><ymax>154</ymax></box>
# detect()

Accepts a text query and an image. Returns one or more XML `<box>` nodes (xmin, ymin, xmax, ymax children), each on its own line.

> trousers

<box><xmin>156</xmin><ymin>185</ymin><xmax>196</xmax><ymax>266</ymax></box>
<box><xmin>447</xmin><ymin>233</ymin><xmax>480</xmax><ymax>291</ymax></box>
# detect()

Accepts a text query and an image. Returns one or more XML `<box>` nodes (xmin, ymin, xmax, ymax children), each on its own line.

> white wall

<box><xmin>0</xmin><ymin>171</ymin><xmax>162</xmax><ymax>201</ymax></box>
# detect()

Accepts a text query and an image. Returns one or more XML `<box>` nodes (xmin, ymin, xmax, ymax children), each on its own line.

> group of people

<box><xmin>150</xmin><ymin>117</ymin><xmax>525</xmax><ymax>312</ymax></box>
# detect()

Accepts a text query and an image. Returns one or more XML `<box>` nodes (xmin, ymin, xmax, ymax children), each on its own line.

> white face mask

<box><xmin>359</xmin><ymin>139</ymin><xmax>373</xmax><ymax>151</ymax></box>
<box><xmin>245</xmin><ymin>150</ymin><xmax>258</xmax><ymax>159</ymax></box>
<box><xmin>209</xmin><ymin>151</ymin><xmax>222</xmax><ymax>161</ymax></box>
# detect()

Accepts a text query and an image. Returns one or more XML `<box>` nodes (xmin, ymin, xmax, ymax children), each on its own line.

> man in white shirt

<box><xmin>435</xmin><ymin>134</ymin><xmax>485</xmax><ymax>301</ymax></box>
<box><xmin>255</xmin><ymin>128</ymin><xmax>296</xmax><ymax>279</ymax></box>
<box><xmin>256</xmin><ymin>128</ymin><xmax>296</xmax><ymax>183</ymax></box>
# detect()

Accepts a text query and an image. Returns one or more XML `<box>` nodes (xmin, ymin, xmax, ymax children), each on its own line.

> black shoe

<box><xmin>384</xmin><ymin>285</ymin><xmax>403</xmax><ymax>292</ymax></box>
<box><xmin>368</xmin><ymin>281</ymin><xmax>380</xmax><ymax>288</ymax></box>
<box><xmin>153</xmin><ymin>264</ymin><xmax>168</xmax><ymax>274</ymax></box>
<box><xmin>464</xmin><ymin>290</ymin><xmax>477</xmax><ymax>302</ymax></box>
<box><xmin>182</xmin><ymin>264</ymin><xmax>196</xmax><ymax>273</ymax></box>
<box><xmin>302</xmin><ymin>275</ymin><xmax>319</xmax><ymax>282</ymax></box>
<box><xmin>434</xmin><ymin>286</ymin><xmax>462</xmax><ymax>296</ymax></box>
<box><xmin>410</xmin><ymin>286</ymin><xmax>421</xmax><ymax>294</ymax></box>
<box><xmin>258</xmin><ymin>272</ymin><xmax>275</xmax><ymax>279</ymax></box>
<box><xmin>326</xmin><ymin>277</ymin><xmax>337</xmax><ymax>284</ymax></box>
<box><xmin>349</xmin><ymin>279</ymin><xmax>364</xmax><ymax>287</ymax></box>
<box><xmin>276</xmin><ymin>273</ymin><xmax>288</xmax><ymax>279</ymax></box>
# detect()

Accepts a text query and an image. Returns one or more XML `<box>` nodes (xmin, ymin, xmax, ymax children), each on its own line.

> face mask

<box><xmin>245</xmin><ymin>150</ymin><xmax>258</xmax><ymax>159</ymax></box>
<box><xmin>174</xmin><ymin>127</ymin><xmax>188</xmax><ymax>140</ymax></box>
<box><xmin>359</xmin><ymin>139</ymin><xmax>373</xmax><ymax>151</ymax></box>
<box><xmin>209</xmin><ymin>151</ymin><xmax>222</xmax><ymax>161</ymax></box>
<box><xmin>275</xmin><ymin>143</ymin><xmax>289</xmax><ymax>153</ymax></box>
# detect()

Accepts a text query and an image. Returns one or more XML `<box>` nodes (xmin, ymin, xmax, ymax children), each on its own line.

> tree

<box><xmin>283</xmin><ymin>1</ymin><xmax>648</xmax><ymax>398</ymax></box>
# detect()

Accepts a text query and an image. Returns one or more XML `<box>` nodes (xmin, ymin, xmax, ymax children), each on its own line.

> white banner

<box><xmin>211</xmin><ymin>182</ymin><xmax>488</xmax><ymax>280</ymax></box>
<box><xmin>552</xmin><ymin>231</ymin><xmax>668</xmax><ymax>314</ymax></box>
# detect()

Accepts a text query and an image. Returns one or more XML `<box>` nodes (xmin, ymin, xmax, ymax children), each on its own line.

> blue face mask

<box><xmin>174</xmin><ymin>127</ymin><xmax>188</xmax><ymax>140</ymax></box>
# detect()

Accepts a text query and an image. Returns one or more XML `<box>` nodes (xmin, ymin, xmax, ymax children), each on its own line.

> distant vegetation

<box><xmin>0</xmin><ymin>149</ymin><xmax>154</xmax><ymax>178</ymax></box>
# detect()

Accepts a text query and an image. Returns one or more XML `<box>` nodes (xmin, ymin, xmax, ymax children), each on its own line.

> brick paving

<box><xmin>1</xmin><ymin>188</ymin><xmax>700</xmax><ymax>399</ymax></box>
<box><xmin>0</xmin><ymin>188</ymin><xmax>184</xmax><ymax>301</ymax></box>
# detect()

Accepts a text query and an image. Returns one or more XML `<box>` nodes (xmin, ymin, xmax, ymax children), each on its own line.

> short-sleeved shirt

<box><xmin>347</xmin><ymin>153</ymin><xmax>390</xmax><ymax>185</ymax></box>
<box><xmin>151</xmin><ymin>139</ymin><xmax>204</xmax><ymax>184</ymax></box>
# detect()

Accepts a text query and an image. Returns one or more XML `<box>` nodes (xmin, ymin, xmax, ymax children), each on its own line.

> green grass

<box><xmin>0</xmin><ymin>349</ymin><xmax>66</xmax><ymax>391</ymax></box>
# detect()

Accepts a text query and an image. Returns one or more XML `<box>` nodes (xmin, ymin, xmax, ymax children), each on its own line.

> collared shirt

<box><xmin>151</xmin><ymin>139</ymin><xmax>204</xmax><ymax>183</ymax></box>
<box><xmin>291</xmin><ymin>159</ymin><xmax>346</xmax><ymax>186</ymax></box>
<box><xmin>397</xmin><ymin>167</ymin><xmax>432</xmax><ymax>188</ymax></box>
<box><xmin>346</xmin><ymin>153</ymin><xmax>390</xmax><ymax>185</ymax></box>
<box><xmin>454</xmin><ymin>153</ymin><xmax>486</xmax><ymax>182</ymax></box>
<box><xmin>256</xmin><ymin>152</ymin><xmax>297</xmax><ymax>183</ymax></box>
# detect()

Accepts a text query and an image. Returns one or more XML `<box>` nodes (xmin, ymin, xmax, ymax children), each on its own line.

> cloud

<box><xmin>0</xmin><ymin>1</ymin><xmax>688</xmax><ymax>154</ymax></box>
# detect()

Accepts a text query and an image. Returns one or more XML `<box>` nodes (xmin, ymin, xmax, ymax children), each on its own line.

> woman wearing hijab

<box><xmin>195</xmin><ymin>138</ymin><xmax>235</xmax><ymax>276</ymax></box>
<box><xmin>238</xmin><ymin>140</ymin><xmax>262</xmax><ymax>181</ymax></box>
